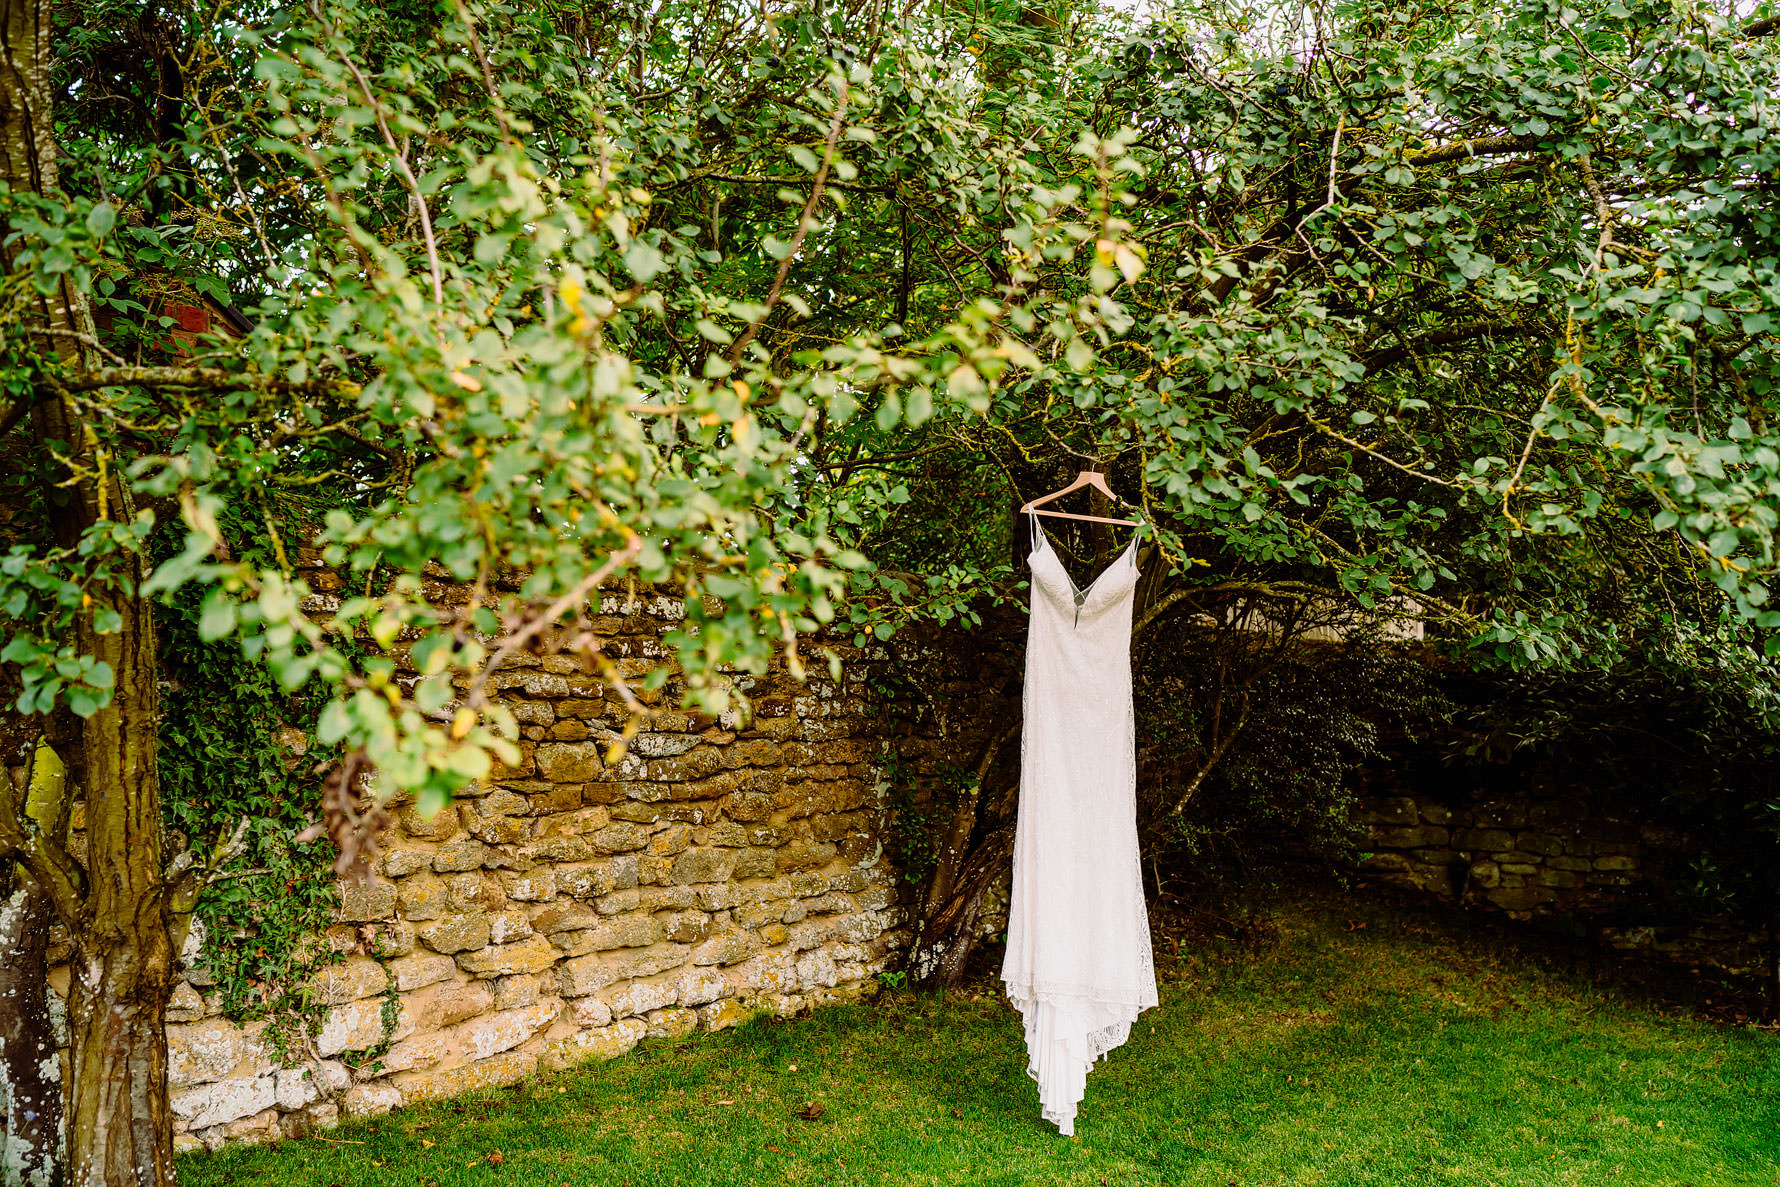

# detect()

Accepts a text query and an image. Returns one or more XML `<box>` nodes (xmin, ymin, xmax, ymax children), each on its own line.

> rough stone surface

<box><xmin>398</xmin><ymin>1050</ymin><xmax>539</xmax><ymax>1103</ymax></box>
<box><xmin>33</xmin><ymin>587</ymin><xmax>965</xmax><ymax>1152</ymax></box>
<box><xmin>457</xmin><ymin>934</ymin><xmax>558</xmax><ymax>978</ymax></box>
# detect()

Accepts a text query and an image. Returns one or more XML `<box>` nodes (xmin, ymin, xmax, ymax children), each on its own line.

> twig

<box><xmin>335</xmin><ymin>48</ymin><xmax>445</xmax><ymax>304</ymax></box>
<box><xmin>463</xmin><ymin>533</ymin><xmax>643</xmax><ymax>709</ymax></box>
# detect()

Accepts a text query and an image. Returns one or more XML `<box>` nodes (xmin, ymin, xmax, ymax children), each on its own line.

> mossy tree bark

<box><xmin>0</xmin><ymin>0</ymin><xmax>179</xmax><ymax>1182</ymax></box>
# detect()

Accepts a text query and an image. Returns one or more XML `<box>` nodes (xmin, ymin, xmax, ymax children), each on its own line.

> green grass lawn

<box><xmin>182</xmin><ymin>898</ymin><xmax>1780</xmax><ymax>1187</ymax></box>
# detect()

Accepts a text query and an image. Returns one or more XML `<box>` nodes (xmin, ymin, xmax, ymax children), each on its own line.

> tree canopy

<box><xmin>4</xmin><ymin>0</ymin><xmax>1780</xmax><ymax>1176</ymax></box>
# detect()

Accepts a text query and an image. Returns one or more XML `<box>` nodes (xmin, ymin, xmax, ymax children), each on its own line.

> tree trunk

<box><xmin>0</xmin><ymin>738</ymin><xmax>71</xmax><ymax>1186</ymax></box>
<box><xmin>0</xmin><ymin>871</ymin><xmax>62</xmax><ymax>1186</ymax></box>
<box><xmin>2</xmin><ymin>0</ymin><xmax>180</xmax><ymax>1179</ymax></box>
<box><xmin>63</xmin><ymin>591</ymin><xmax>174</xmax><ymax>1187</ymax></box>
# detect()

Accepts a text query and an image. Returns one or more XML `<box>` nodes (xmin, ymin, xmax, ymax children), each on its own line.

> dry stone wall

<box><xmin>1356</xmin><ymin>774</ymin><xmax>1765</xmax><ymax>975</ymax></box>
<box><xmin>40</xmin><ymin>590</ymin><xmax>920</xmax><ymax>1152</ymax></box>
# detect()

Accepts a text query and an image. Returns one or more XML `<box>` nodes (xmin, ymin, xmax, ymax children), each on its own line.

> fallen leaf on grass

<box><xmin>420</xmin><ymin>1139</ymin><xmax>434</xmax><ymax>1149</ymax></box>
<box><xmin>714</xmin><ymin>1099</ymin><xmax>735</xmax><ymax>1106</ymax></box>
<box><xmin>767</xmin><ymin>1145</ymin><xmax>785</xmax><ymax>1155</ymax></box>
<box><xmin>487</xmin><ymin>1151</ymin><xmax>505</xmax><ymax>1167</ymax></box>
<box><xmin>797</xmin><ymin>1102</ymin><xmax>826</xmax><ymax>1121</ymax></box>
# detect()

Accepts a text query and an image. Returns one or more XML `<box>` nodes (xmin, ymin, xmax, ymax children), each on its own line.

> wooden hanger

<box><xmin>1020</xmin><ymin>471</ymin><xmax>1144</xmax><ymax>526</ymax></box>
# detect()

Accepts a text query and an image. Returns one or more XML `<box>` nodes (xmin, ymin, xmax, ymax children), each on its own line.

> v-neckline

<box><xmin>1034</xmin><ymin>526</ymin><xmax>1137</xmax><ymax>606</ymax></box>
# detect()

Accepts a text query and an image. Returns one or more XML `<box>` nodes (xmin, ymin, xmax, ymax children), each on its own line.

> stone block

<box><xmin>419</xmin><ymin>914</ymin><xmax>491</xmax><ymax>955</ymax></box>
<box><xmin>338</xmin><ymin>878</ymin><xmax>399</xmax><ymax>922</ymax></box>
<box><xmin>645</xmin><ymin>1007</ymin><xmax>698</xmax><ymax>1040</ymax></box>
<box><xmin>446</xmin><ymin>873</ymin><xmax>496</xmax><ymax>913</ymax></box>
<box><xmin>367</xmin><ymin>920</ymin><xmax>416</xmax><ymax>959</ymax></box>
<box><xmin>1594</xmin><ymin>855</ymin><xmax>1638</xmax><ymax>872</ymax></box>
<box><xmin>633</xmin><ymin>733</ymin><xmax>700</xmax><ymax>758</ymax></box>
<box><xmin>1517</xmin><ymin>833</ymin><xmax>1566</xmax><ymax>856</ymax></box>
<box><xmin>725</xmin><ymin>793</ymin><xmax>776</xmax><ymax>823</ymax></box>
<box><xmin>1538</xmin><ymin>869</ymin><xmax>1581</xmax><ymax>889</ymax></box>
<box><xmin>168</xmin><ymin>982</ymin><xmax>205</xmax><ymax>1024</ymax></box>
<box><xmin>316</xmin><ymin>997</ymin><xmax>411</xmax><ymax>1057</ymax></box>
<box><xmin>660</xmin><ymin>910</ymin><xmax>712</xmax><ymax>943</ymax></box>
<box><xmin>537</xmin><ymin>807</ymin><xmax>611</xmax><ymax>838</ymax></box>
<box><xmin>341</xmin><ymin>1082</ymin><xmax>403</xmax><ymax>1118</ymax></box>
<box><xmin>274</xmin><ymin>1063</ymin><xmax>348</xmax><ymax>1111</ymax></box>
<box><xmin>696</xmin><ymin>998</ymin><xmax>756</xmax><ymax>1032</ymax></box>
<box><xmin>832</xmin><ymin>912</ymin><xmax>887</xmax><ymax>943</ymax></box>
<box><xmin>522</xmin><ymin>835</ymin><xmax>594</xmax><ymax>863</ymax></box>
<box><xmin>1468</xmin><ymin>861</ymin><xmax>1500</xmax><ymax>889</ymax></box>
<box><xmin>1372</xmin><ymin>825</ymin><xmax>1449</xmax><ymax>848</ymax></box>
<box><xmin>596</xmin><ymin>888</ymin><xmax>641</xmax><ymax>915</ymax></box>
<box><xmin>558</xmin><ymin>856</ymin><xmax>639</xmax><ymax>898</ymax></box>
<box><xmin>499</xmin><ymin>869</ymin><xmax>556</xmax><ymax>901</ymax></box>
<box><xmin>648</xmin><ymin>824</ymin><xmax>693</xmax><ymax>856</ymax></box>
<box><xmin>735</xmin><ymin>950</ymin><xmax>797</xmax><ymax>993</ymax></box>
<box><xmin>1485</xmin><ymin>886</ymin><xmax>1555</xmax><ymax>912</ymax></box>
<box><xmin>538</xmin><ymin>1019</ymin><xmax>647</xmax><ymax>1072</ymax></box>
<box><xmin>551</xmin><ymin>914</ymin><xmax>660</xmax><ymax>956</ymax></box>
<box><xmin>457</xmin><ymin>934</ymin><xmax>558</xmax><ymax>978</ymax></box>
<box><xmin>604</xmin><ymin>942</ymin><xmax>691</xmax><ymax>982</ymax></box>
<box><xmin>1419</xmin><ymin>803</ymin><xmax>1455</xmax><ymax>826</ymax></box>
<box><xmin>776</xmin><ymin>841</ymin><xmax>837</xmax><ymax>872</ymax></box>
<box><xmin>671</xmin><ymin>847</ymin><xmax>737</xmax><ymax>885</ymax></box>
<box><xmin>1453</xmin><ymin>829</ymin><xmax>1514</xmax><ymax>853</ymax></box>
<box><xmin>1471</xmin><ymin>803</ymin><xmax>1528</xmax><ymax>828</ymax></box>
<box><xmin>168</xmin><ymin>1019</ymin><xmax>242</xmax><ymax>1088</ymax></box>
<box><xmin>532</xmin><ymin>900</ymin><xmax>599</xmax><ymax>935</ymax></box>
<box><xmin>398</xmin><ymin>1050</ymin><xmax>538</xmax><ymax>1104</ymax></box>
<box><xmin>494</xmin><ymin>973</ymin><xmax>541</xmax><ymax>1010</ymax></box>
<box><xmin>570</xmin><ymin>997</ymin><xmax>613</xmax><ymax>1028</ymax></box>
<box><xmin>788</xmin><ymin>920</ymin><xmax>832</xmax><ymax>950</ymax></box>
<box><xmin>789</xmin><ymin>871</ymin><xmax>829</xmax><ymax>897</ymax></box>
<box><xmin>1548</xmin><ymin>856</ymin><xmax>1593</xmax><ymax>871</ymax></box>
<box><xmin>674</xmin><ymin>967</ymin><xmax>728</xmax><ymax>1007</ymax></box>
<box><xmin>312</xmin><ymin>957</ymin><xmax>388</xmax><ymax>1006</ymax></box>
<box><xmin>759</xmin><ymin>923</ymin><xmax>790</xmax><ymax>946</ymax></box>
<box><xmin>558</xmin><ymin>954</ymin><xmax>619</xmax><ymax>998</ymax></box>
<box><xmin>488</xmin><ymin>909</ymin><xmax>534</xmax><ymax>944</ymax></box>
<box><xmin>383</xmin><ymin>1033</ymin><xmax>452</xmax><ymax>1074</ymax></box>
<box><xmin>691</xmin><ymin>930</ymin><xmax>759</xmax><ymax>967</ymax></box>
<box><xmin>434</xmin><ymin>839</ymin><xmax>494</xmax><ymax>873</ymax></box>
<box><xmin>1500</xmin><ymin>863</ymin><xmax>1538</xmax><ymax>876</ymax></box>
<box><xmin>796</xmin><ymin>949</ymin><xmax>838</xmax><ymax>990</ymax></box>
<box><xmin>390</xmin><ymin>952</ymin><xmax>458</xmax><ymax>992</ymax></box>
<box><xmin>408</xmin><ymin>981</ymin><xmax>495</xmax><ymax>1030</ymax></box>
<box><xmin>469</xmin><ymin>811</ymin><xmax>530</xmax><ymax>845</ymax></box>
<box><xmin>639</xmin><ymin>886</ymin><xmax>699</xmax><ymax>912</ymax></box>
<box><xmin>604</xmin><ymin>978</ymin><xmax>678</xmax><ymax>1019</ymax></box>
<box><xmin>591</xmin><ymin>824</ymin><xmax>652</xmax><ymax>855</ymax></box>
<box><xmin>398</xmin><ymin>803</ymin><xmax>459</xmax><ymax>842</ymax></box>
<box><xmin>537</xmin><ymin>742</ymin><xmax>604</xmax><ymax>782</ymax></box>
<box><xmin>694</xmin><ymin>884</ymin><xmax>748</xmax><ymax>911</ymax></box>
<box><xmin>639</xmin><ymin>855</ymin><xmax>672</xmax><ymax>884</ymax></box>
<box><xmin>172</xmin><ymin>1074</ymin><xmax>277</xmax><ymax>1130</ymax></box>
<box><xmin>457</xmin><ymin>1000</ymin><xmax>559</xmax><ymax>1061</ymax></box>
<box><xmin>398</xmin><ymin>872</ymin><xmax>449</xmax><ymax>921</ymax></box>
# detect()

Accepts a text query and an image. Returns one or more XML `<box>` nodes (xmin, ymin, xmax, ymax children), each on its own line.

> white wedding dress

<box><xmin>1002</xmin><ymin>518</ymin><xmax>1157</xmax><ymax>1136</ymax></box>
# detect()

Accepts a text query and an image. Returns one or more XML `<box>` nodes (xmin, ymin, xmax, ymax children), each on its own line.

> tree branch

<box><xmin>58</xmin><ymin>366</ymin><xmax>351</xmax><ymax>397</ymax></box>
<box><xmin>727</xmin><ymin>83</ymin><xmax>850</xmax><ymax>365</ymax></box>
<box><xmin>0</xmin><ymin>788</ymin><xmax>84</xmax><ymax>932</ymax></box>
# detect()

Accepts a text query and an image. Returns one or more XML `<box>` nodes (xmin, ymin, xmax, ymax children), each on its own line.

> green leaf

<box><xmin>624</xmin><ymin>240</ymin><xmax>666</xmax><ymax>283</ymax></box>
<box><xmin>85</xmin><ymin>202</ymin><xmax>116</xmax><ymax>236</ymax></box>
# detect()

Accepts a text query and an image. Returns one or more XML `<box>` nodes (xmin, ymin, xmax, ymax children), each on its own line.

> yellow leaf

<box><xmin>450</xmin><ymin>371</ymin><xmax>483</xmax><ymax>392</ymax></box>
<box><xmin>451</xmin><ymin>707</ymin><xmax>476</xmax><ymax>740</ymax></box>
